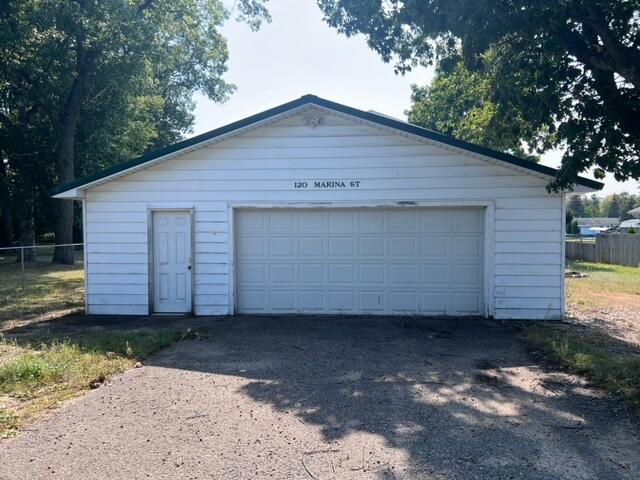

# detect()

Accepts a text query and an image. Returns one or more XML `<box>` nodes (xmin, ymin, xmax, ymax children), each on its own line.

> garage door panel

<box><xmin>238</xmin><ymin>237</ymin><xmax>265</xmax><ymax>257</ymax></box>
<box><xmin>390</xmin><ymin>210</ymin><xmax>418</xmax><ymax>231</ymax></box>
<box><xmin>451</xmin><ymin>292</ymin><xmax>482</xmax><ymax>314</ymax></box>
<box><xmin>328</xmin><ymin>291</ymin><xmax>355</xmax><ymax>311</ymax></box>
<box><xmin>389</xmin><ymin>264</ymin><xmax>417</xmax><ymax>284</ymax></box>
<box><xmin>300</xmin><ymin>291</ymin><xmax>324</xmax><ymax>310</ymax></box>
<box><xmin>390</xmin><ymin>291</ymin><xmax>417</xmax><ymax>312</ymax></box>
<box><xmin>421</xmin><ymin>264</ymin><xmax>449</xmax><ymax>285</ymax></box>
<box><xmin>451</xmin><ymin>210</ymin><xmax>485</xmax><ymax>232</ymax></box>
<box><xmin>420</xmin><ymin>293</ymin><xmax>448</xmax><ymax>314</ymax></box>
<box><xmin>300</xmin><ymin>264</ymin><xmax>324</xmax><ymax>283</ymax></box>
<box><xmin>328</xmin><ymin>210</ymin><xmax>355</xmax><ymax>230</ymax></box>
<box><xmin>359</xmin><ymin>237</ymin><xmax>385</xmax><ymax>256</ymax></box>
<box><xmin>360</xmin><ymin>264</ymin><xmax>385</xmax><ymax>284</ymax></box>
<box><xmin>270</xmin><ymin>264</ymin><xmax>295</xmax><ymax>284</ymax></box>
<box><xmin>360</xmin><ymin>291</ymin><xmax>384</xmax><ymax>311</ymax></box>
<box><xmin>328</xmin><ymin>264</ymin><xmax>355</xmax><ymax>284</ymax></box>
<box><xmin>451</xmin><ymin>264</ymin><xmax>482</xmax><ymax>287</ymax></box>
<box><xmin>271</xmin><ymin>290</ymin><xmax>296</xmax><ymax>310</ymax></box>
<box><xmin>237</xmin><ymin>211</ymin><xmax>266</xmax><ymax>231</ymax></box>
<box><xmin>236</xmin><ymin>208</ymin><xmax>484</xmax><ymax>315</ymax></box>
<box><xmin>390</xmin><ymin>237</ymin><xmax>417</xmax><ymax>257</ymax></box>
<box><xmin>420</xmin><ymin>210</ymin><xmax>449</xmax><ymax>231</ymax></box>
<box><xmin>421</xmin><ymin>237</ymin><xmax>448</xmax><ymax>256</ymax></box>
<box><xmin>238</xmin><ymin>290</ymin><xmax>265</xmax><ymax>311</ymax></box>
<box><xmin>300</xmin><ymin>214</ymin><xmax>324</xmax><ymax>231</ymax></box>
<box><xmin>358</xmin><ymin>211</ymin><xmax>385</xmax><ymax>230</ymax></box>
<box><xmin>238</xmin><ymin>263</ymin><xmax>266</xmax><ymax>283</ymax></box>
<box><xmin>269</xmin><ymin>211</ymin><xmax>295</xmax><ymax>231</ymax></box>
<box><xmin>329</xmin><ymin>237</ymin><xmax>354</xmax><ymax>256</ymax></box>
<box><xmin>269</xmin><ymin>237</ymin><xmax>294</xmax><ymax>256</ymax></box>
<box><xmin>299</xmin><ymin>237</ymin><xmax>323</xmax><ymax>256</ymax></box>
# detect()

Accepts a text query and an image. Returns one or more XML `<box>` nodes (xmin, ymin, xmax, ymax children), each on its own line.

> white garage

<box><xmin>235</xmin><ymin>208</ymin><xmax>484</xmax><ymax>315</ymax></box>
<box><xmin>52</xmin><ymin>94</ymin><xmax>603</xmax><ymax>320</ymax></box>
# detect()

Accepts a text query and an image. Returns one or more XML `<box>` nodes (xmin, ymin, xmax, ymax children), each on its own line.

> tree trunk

<box><xmin>52</xmin><ymin>124</ymin><xmax>76</xmax><ymax>264</ymax></box>
<box><xmin>17</xmin><ymin>197</ymin><xmax>35</xmax><ymax>262</ymax></box>
<box><xmin>0</xmin><ymin>158</ymin><xmax>13</xmax><ymax>247</ymax></box>
<box><xmin>52</xmin><ymin>46</ymin><xmax>96</xmax><ymax>264</ymax></box>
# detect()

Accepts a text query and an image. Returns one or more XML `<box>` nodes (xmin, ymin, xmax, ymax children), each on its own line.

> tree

<box><xmin>317</xmin><ymin>0</ymin><xmax>640</xmax><ymax>190</ymax></box>
<box><xmin>618</xmin><ymin>192</ymin><xmax>639</xmax><ymax>221</ymax></box>
<box><xmin>0</xmin><ymin>0</ymin><xmax>268</xmax><ymax>263</ymax></box>
<box><xmin>567</xmin><ymin>196</ymin><xmax>586</xmax><ymax>218</ymax></box>
<box><xmin>570</xmin><ymin>220</ymin><xmax>580</xmax><ymax>235</ymax></box>
<box><xmin>407</xmin><ymin>61</ymin><xmax>540</xmax><ymax>160</ymax></box>
<box><xmin>565</xmin><ymin>209</ymin><xmax>574</xmax><ymax>234</ymax></box>
<box><xmin>584</xmin><ymin>194</ymin><xmax>602</xmax><ymax>218</ymax></box>
<box><xmin>604</xmin><ymin>194</ymin><xmax>621</xmax><ymax>218</ymax></box>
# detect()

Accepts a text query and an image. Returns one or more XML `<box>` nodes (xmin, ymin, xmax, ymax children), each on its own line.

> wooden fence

<box><xmin>566</xmin><ymin>234</ymin><xmax>640</xmax><ymax>266</ymax></box>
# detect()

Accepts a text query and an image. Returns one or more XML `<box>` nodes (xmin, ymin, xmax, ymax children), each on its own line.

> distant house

<box><xmin>620</xmin><ymin>207</ymin><xmax>640</xmax><ymax>232</ymax></box>
<box><xmin>620</xmin><ymin>219</ymin><xmax>640</xmax><ymax>232</ymax></box>
<box><xmin>573</xmin><ymin>218</ymin><xmax>620</xmax><ymax>236</ymax></box>
<box><xmin>627</xmin><ymin>207</ymin><xmax>640</xmax><ymax>218</ymax></box>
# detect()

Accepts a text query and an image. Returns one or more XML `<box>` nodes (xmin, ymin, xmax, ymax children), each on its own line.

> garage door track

<box><xmin>1</xmin><ymin>316</ymin><xmax>639</xmax><ymax>479</ymax></box>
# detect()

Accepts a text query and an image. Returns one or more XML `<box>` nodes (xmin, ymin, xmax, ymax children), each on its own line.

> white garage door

<box><xmin>235</xmin><ymin>208</ymin><xmax>484</xmax><ymax>316</ymax></box>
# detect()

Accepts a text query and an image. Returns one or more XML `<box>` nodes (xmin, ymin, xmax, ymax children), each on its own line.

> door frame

<box><xmin>228</xmin><ymin>201</ymin><xmax>495</xmax><ymax>317</ymax></box>
<box><xmin>147</xmin><ymin>208</ymin><xmax>195</xmax><ymax>314</ymax></box>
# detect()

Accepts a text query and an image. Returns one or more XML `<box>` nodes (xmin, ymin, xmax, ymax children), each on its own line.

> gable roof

<box><xmin>52</xmin><ymin>94</ymin><xmax>603</xmax><ymax>197</ymax></box>
<box><xmin>574</xmin><ymin>217</ymin><xmax>620</xmax><ymax>227</ymax></box>
<box><xmin>627</xmin><ymin>206</ymin><xmax>640</xmax><ymax>218</ymax></box>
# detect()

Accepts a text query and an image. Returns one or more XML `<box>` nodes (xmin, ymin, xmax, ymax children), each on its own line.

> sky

<box><xmin>192</xmin><ymin>0</ymin><xmax>638</xmax><ymax>197</ymax></box>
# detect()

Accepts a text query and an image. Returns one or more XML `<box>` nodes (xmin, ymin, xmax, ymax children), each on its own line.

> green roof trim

<box><xmin>52</xmin><ymin>94</ymin><xmax>603</xmax><ymax>195</ymax></box>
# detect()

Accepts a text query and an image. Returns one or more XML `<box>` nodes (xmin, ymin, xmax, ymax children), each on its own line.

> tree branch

<box><xmin>582</xmin><ymin>4</ymin><xmax>640</xmax><ymax>89</ymax></box>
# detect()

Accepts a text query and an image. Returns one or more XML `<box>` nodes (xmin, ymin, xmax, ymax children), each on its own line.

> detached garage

<box><xmin>52</xmin><ymin>95</ymin><xmax>602</xmax><ymax>320</ymax></box>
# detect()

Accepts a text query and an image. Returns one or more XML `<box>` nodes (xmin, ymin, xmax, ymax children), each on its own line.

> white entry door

<box><xmin>235</xmin><ymin>208</ymin><xmax>484</xmax><ymax>316</ymax></box>
<box><xmin>152</xmin><ymin>211</ymin><xmax>192</xmax><ymax>313</ymax></box>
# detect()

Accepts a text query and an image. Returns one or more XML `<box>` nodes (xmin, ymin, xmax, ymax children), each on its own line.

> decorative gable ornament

<box><xmin>303</xmin><ymin>115</ymin><xmax>322</xmax><ymax>128</ymax></box>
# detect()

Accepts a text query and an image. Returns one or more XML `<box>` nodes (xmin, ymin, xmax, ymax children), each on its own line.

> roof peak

<box><xmin>52</xmin><ymin>94</ymin><xmax>604</xmax><ymax>197</ymax></box>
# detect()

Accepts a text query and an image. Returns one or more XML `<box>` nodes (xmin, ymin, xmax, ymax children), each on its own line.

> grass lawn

<box><xmin>0</xmin><ymin>256</ymin><xmax>185</xmax><ymax>438</ymax></box>
<box><xmin>0</xmin><ymin>256</ymin><xmax>84</xmax><ymax>328</ymax></box>
<box><xmin>523</xmin><ymin>323</ymin><xmax>640</xmax><ymax>411</ymax></box>
<box><xmin>566</xmin><ymin>260</ymin><xmax>640</xmax><ymax>310</ymax></box>
<box><xmin>0</xmin><ymin>331</ymin><xmax>183</xmax><ymax>438</ymax></box>
<box><xmin>522</xmin><ymin>260</ymin><xmax>640</xmax><ymax>412</ymax></box>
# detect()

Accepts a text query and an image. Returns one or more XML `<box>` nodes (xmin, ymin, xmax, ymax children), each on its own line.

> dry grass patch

<box><xmin>523</xmin><ymin>323</ymin><xmax>640</xmax><ymax>411</ymax></box>
<box><xmin>0</xmin><ymin>330</ymin><xmax>182</xmax><ymax>438</ymax></box>
<box><xmin>565</xmin><ymin>260</ymin><xmax>640</xmax><ymax>346</ymax></box>
<box><xmin>0</xmin><ymin>258</ymin><xmax>84</xmax><ymax>328</ymax></box>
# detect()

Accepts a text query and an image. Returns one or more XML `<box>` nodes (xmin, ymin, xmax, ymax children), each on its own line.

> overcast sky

<box><xmin>192</xmin><ymin>0</ymin><xmax>637</xmax><ymax>196</ymax></box>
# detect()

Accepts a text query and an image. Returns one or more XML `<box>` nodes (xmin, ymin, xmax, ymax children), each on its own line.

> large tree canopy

<box><xmin>317</xmin><ymin>0</ymin><xmax>640</xmax><ymax>191</ymax></box>
<box><xmin>407</xmin><ymin>59</ymin><xmax>541</xmax><ymax>161</ymax></box>
<box><xmin>0</xmin><ymin>0</ymin><xmax>268</xmax><ymax>261</ymax></box>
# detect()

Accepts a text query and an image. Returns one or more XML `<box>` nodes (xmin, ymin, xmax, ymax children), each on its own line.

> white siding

<box><xmin>84</xmin><ymin>108</ymin><xmax>564</xmax><ymax>319</ymax></box>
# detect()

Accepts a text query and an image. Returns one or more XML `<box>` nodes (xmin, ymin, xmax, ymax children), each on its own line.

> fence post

<box><xmin>20</xmin><ymin>247</ymin><xmax>24</xmax><ymax>290</ymax></box>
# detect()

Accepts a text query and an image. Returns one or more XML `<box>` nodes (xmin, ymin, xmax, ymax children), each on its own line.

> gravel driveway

<box><xmin>1</xmin><ymin>316</ymin><xmax>639</xmax><ymax>479</ymax></box>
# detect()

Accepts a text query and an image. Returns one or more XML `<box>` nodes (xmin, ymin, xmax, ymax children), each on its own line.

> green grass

<box><xmin>523</xmin><ymin>323</ymin><xmax>640</xmax><ymax>411</ymax></box>
<box><xmin>0</xmin><ymin>330</ymin><xmax>183</xmax><ymax>438</ymax></box>
<box><xmin>566</xmin><ymin>260</ymin><xmax>640</xmax><ymax>295</ymax></box>
<box><xmin>0</xmin><ymin>256</ymin><xmax>84</xmax><ymax>326</ymax></box>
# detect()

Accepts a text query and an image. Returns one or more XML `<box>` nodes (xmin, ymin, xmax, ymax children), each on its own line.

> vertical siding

<box><xmin>83</xmin><ymin>108</ymin><xmax>564</xmax><ymax>319</ymax></box>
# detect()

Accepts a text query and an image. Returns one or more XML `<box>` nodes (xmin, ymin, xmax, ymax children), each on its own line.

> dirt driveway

<box><xmin>1</xmin><ymin>316</ymin><xmax>639</xmax><ymax>479</ymax></box>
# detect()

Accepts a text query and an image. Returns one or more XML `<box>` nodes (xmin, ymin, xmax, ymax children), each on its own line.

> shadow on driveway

<box><xmin>1</xmin><ymin>315</ymin><xmax>639</xmax><ymax>479</ymax></box>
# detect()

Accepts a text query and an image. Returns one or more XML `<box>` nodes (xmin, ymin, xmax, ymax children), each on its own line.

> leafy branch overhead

<box><xmin>316</xmin><ymin>0</ymin><xmax>640</xmax><ymax>191</ymax></box>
